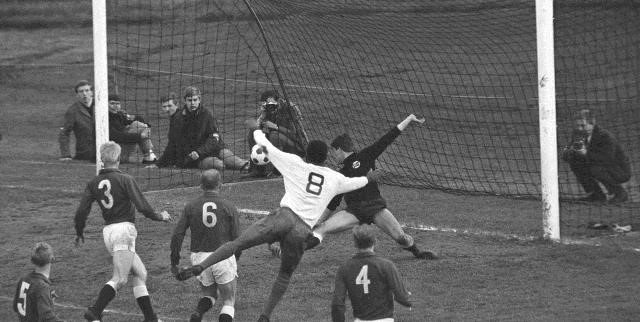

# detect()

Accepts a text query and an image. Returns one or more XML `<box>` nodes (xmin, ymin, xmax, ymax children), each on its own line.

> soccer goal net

<box><xmin>105</xmin><ymin>1</ymin><xmax>639</xmax><ymax>234</ymax></box>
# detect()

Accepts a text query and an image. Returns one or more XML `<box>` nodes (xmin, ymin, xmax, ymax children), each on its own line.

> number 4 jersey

<box><xmin>170</xmin><ymin>192</ymin><xmax>240</xmax><ymax>266</ymax></box>
<box><xmin>331</xmin><ymin>251</ymin><xmax>412</xmax><ymax>321</ymax></box>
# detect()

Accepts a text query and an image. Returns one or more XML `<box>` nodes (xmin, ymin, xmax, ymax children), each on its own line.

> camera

<box><xmin>265</xmin><ymin>102</ymin><xmax>279</xmax><ymax>111</ymax></box>
<box><xmin>571</xmin><ymin>139</ymin><xmax>585</xmax><ymax>150</ymax></box>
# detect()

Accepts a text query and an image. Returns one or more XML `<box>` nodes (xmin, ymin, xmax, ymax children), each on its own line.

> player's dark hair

<box><xmin>201</xmin><ymin>169</ymin><xmax>222</xmax><ymax>190</ymax></box>
<box><xmin>74</xmin><ymin>79</ymin><xmax>91</xmax><ymax>93</ymax></box>
<box><xmin>352</xmin><ymin>225</ymin><xmax>376</xmax><ymax>249</ymax></box>
<box><xmin>331</xmin><ymin>134</ymin><xmax>354</xmax><ymax>152</ymax></box>
<box><xmin>108</xmin><ymin>93</ymin><xmax>120</xmax><ymax>102</ymax></box>
<box><xmin>306</xmin><ymin>140</ymin><xmax>328</xmax><ymax>165</ymax></box>
<box><xmin>260</xmin><ymin>89</ymin><xmax>280</xmax><ymax>102</ymax></box>
<box><xmin>31</xmin><ymin>242</ymin><xmax>54</xmax><ymax>267</ymax></box>
<box><xmin>577</xmin><ymin>108</ymin><xmax>596</xmax><ymax>125</ymax></box>
<box><xmin>160</xmin><ymin>92</ymin><xmax>179</xmax><ymax>105</ymax></box>
<box><xmin>183</xmin><ymin>86</ymin><xmax>201</xmax><ymax>98</ymax></box>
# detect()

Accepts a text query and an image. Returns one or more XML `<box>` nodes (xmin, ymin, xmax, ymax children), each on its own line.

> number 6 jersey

<box><xmin>170</xmin><ymin>191</ymin><xmax>240</xmax><ymax>266</ymax></box>
<box><xmin>253</xmin><ymin>130</ymin><xmax>369</xmax><ymax>228</ymax></box>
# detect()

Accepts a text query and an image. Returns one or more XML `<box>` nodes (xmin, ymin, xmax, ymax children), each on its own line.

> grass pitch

<box><xmin>2</xmin><ymin>1</ymin><xmax>640</xmax><ymax>321</ymax></box>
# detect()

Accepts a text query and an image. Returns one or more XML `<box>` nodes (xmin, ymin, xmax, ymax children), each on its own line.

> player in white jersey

<box><xmin>177</xmin><ymin>126</ymin><xmax>381</xmax><ymax>322</ymax></box>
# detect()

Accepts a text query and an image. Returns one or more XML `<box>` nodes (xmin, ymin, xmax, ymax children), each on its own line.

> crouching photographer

<box><xmin>561</xmin><ymin>109</ymin><xmax>631</xmax><ymax>203</ymax></box>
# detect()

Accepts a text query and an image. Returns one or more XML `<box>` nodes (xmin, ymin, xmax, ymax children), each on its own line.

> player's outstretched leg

<box><xmin>373</xmin><ymin>209</ymin><xmax>437</xmax><ymax>260</ymax></box>
<box><xmin>260</xmin><ymin>231</ymin><xmax>304</xmax><ymax>321</ymax></box>
<box><xmin>179</xmin><ymin>214</ymin><xmax>283</xmax><ymax>280</ymax></box>
<box><xmin>305</xmin><ymin>210</ymin><xmax>359</xmax><ymax>250</ymax></box>
<box><xmin>131</xmin><ymin>254</ymin><xmax>160</xmax><ymax>322</ymax></box>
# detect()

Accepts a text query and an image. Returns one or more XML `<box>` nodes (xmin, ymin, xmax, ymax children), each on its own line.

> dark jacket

<box><xmin>157</xmin><ymin>109</ymin><xmax>184</xmax><ymax>167</ymax></box>
<box><xmin>180</xmin><ymin>106</ymin><xmax>225</xmax><ymax>161</ymax></box>
<box><xmin>58</xmin><ymin>101</ymin><xmax>95</xmax><ymax>161</ymax></box>
<box><xmin>108</xmin><ymin>111</ymin><xmax>143</xmax><ymax>144</ymax></box>
<box><xmin>562</xmin><ymin>125</ymin><xmax>631</xmax><ymax>178</ymax></box>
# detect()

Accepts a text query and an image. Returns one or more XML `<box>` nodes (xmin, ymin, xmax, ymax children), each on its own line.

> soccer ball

<box><xmin>251</xmin><ymin>144</ymin><xmax>270</xmax><ymax>165</ymax></box>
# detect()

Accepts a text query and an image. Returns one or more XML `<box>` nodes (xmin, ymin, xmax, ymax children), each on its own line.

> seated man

<box><xmin>155</xmin><ymin>93</ymin><xmax>183</xmax><ymax>168</ymax></box>
<box><xmin>245</xmin><ymin>89</ymin><xmax>306</xmax><ymax>177</ymax></box>
<box><xmin>107</xmin><ymin>94</ymin><xmax>157</xmax><ymax>164</ymax></box>
<box><xmin>561</xmin><ymin>109</ymin><xmax>631</xmax><ymax>203</ymax></box>
<box><xmin>178</xmin><ymin>86</ymin><xmax>249</xmax><ymax>171</ymax></box>
<box><xmin>59</xmin><ymin>80</ymin><xmax>96</xmax><ymax>161</ymax></box>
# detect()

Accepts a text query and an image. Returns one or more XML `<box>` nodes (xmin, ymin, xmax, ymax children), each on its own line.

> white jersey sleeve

<box><xmin>253</xmin><ymin>130</ymin><xmax>369</xmax><ymax>227</ymax></box>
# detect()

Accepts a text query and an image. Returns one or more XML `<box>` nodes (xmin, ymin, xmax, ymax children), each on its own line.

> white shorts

<box><xmin>355</xmin><ymin>318</ymin><xmax>393</xmax><ymax>322</ymax></box>
<box><xmin>190</xmin><ymin>252</ymin><xmax>237</xmax><ymax>286</ymax></box>
<box><xmin>102</xmin><ymin>222</ymin><xmax>137</xmax><ymax>255</ymax></box>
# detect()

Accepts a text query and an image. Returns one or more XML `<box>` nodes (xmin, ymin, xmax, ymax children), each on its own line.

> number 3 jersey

<box><xmin>331</xmin><ymin>251</ymin><xmax>412</xmax><ymax>322</ymax></box>
<box><xmin>253</xmin><ymin>130</ymin><xmax>369</xmax><ymax>228</ymax></box>
<box><xmin>170</xmin><ymin>192</ymin><xmax>240</xmax><ymax>266</ymax></box>
<box><xmin>75</xmin><ymin>168</ymin><xmax>162</xmax><ymax>235</ymax></box>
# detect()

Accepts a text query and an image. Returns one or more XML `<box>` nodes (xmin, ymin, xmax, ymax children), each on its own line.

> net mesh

<box><xmin>107</xmin><ymin>0</ymin><xmax>640</xmax><ymax>233</ymax></box>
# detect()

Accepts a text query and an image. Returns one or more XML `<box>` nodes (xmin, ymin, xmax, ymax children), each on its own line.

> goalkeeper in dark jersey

<box><xmin>306</xmin><ymin>114</ymin><xmax>436</xmax><ymax>260</ymax></box>
<box><xmin>74</xmin><ymin>141</ymin><xmax>172</xmax><ymax>322</ymax></box>
<box><xmin>170</xmin><ymin>169</ymin><xmax>241</xmax><ymax>322</ymax></box>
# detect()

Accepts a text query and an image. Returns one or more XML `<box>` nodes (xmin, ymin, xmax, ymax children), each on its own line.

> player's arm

<box><xmin>35</xmin><ymin>285</ymin><xmax>64</xmax><ymax>322</ymax></box>
<box><xmin>330</xmin><ymin>267</ymin><xmax>348</xmax><ymax>322</ymax></box>
<box><xmin>58</xmin><ymin>107</ymin><xmax>74</xmax><ymax>158</ymax></box>
<box><xmin>197</xmin><ymin>116</ymin><xmax>221</xmax><ymax>157</ymax></box>
<box><xmin>125</xmin><ymin>177</ymin><xmax>170</xmax><ymax>222</ymax></box>
<box><xmin>74</xmin><ymin>186</ymin><xmax>95</xmax><ymax>243</ymax></box>
<box><xmin>229</xmin><ymin>206</ymin><xmax>243</xmax><ymax>260</ymax></box>
<box><xmin>385</xmin><ymin>261</ymin><xmax>412</xmax><ymax>308</ymax></box>
<box><xmin>253</xmin><ymin>129</ymin><xmax>303</xmax><ymax>170</ymax></box>
<box><xmin>362</xmin><ymin>114</ymin><xmax>425</xmax><ymax>160</ymax></box>
<box><xmin>336</xmin><ymin>172</ymin><xmax>373</xmax><ymax>195</ymax></box>
<box><xmin>169</xmin><ymin>207</ymin><xmax>190</xmax><ymax>267</ymax></box>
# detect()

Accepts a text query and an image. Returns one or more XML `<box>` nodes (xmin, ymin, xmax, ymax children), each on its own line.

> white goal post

<box><xmin>536</xmin><ymin>0</ymin><xmax>560</xmax><ymax>241</ymax></box>
<box><xmin>93</xmin><ymin>0</ymin><xmax>109</xmax><ymax>173</ymax></box>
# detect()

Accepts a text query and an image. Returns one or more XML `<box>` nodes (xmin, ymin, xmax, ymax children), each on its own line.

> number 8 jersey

<box><xmin>254</xmin><ymin>130</ymin><xmax>369</xmax><ymax>228</ymax></box>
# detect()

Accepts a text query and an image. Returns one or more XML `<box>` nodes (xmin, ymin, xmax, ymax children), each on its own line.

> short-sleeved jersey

<box><xmin>253</xmin><ymin>130</ymin><xmax>369</xmax><ymax>228</ymax></box>
<box><xmin>170</xmin><ymin>191</ymin><xmax>241</xmax><ymax>266</ymax></box>
<box><xmin>328</xmin><ymin>127</ymin><xmax>401</xmax><ymax>211</ymax></box>
<box><xmin>74</xmin><ymin>168</ymin><xmax>160</xmax><ymax>235</ymax></box>
<box><xmin>13</xmin><ymin>271</ymin><xmax>62</xmax><ymax>322</ymax></box>
<box><xmin>331</xmin><ymin>251</ymin><xmax>412</xmax><ymax>322</ymax></box>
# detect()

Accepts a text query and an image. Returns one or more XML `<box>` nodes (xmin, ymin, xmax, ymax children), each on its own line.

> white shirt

<box><xmin>254</xmin><ymin>130</ymin><xmax>369</xmax><ymax>227</ymax></box>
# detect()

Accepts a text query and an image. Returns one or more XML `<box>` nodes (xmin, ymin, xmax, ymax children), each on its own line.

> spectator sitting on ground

<box><xmin>107</xmin><ymin>94</ymin><xmax>157</xmax><ymax>164</ymax></box>
<box><xmin>245</xmin><ymin>89</ymin><xmax>306</xmax><ymax>177</ymax></box>
<box><xmin>59</xmin><ymin>79</ymin><xmax>96</xmax><ymax>162</ymax></box>
<box><xmin>154</xmin><ymin>93</ymin><xmax>184</xmax><ymax>168</ymax></box>
<box><xmin>561</xmin><ymin>108</ymin><xmax>631</xmax><ymax>203</ymax></box>
<box><xmin>179</xmin><ymin>86</ymin><xmax>249</xmax><ymax>171</ymax></box>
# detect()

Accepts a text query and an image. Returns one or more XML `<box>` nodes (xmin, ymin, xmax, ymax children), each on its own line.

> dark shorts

<box><xmin>239</xmin><ymin>207</ymin><xmax>311</xmax><ymax>274</ymax></box>
<box><xmin>346</xmin><ymin>198</ymin><xmax>388</xmax><ymax>224</ymax></box>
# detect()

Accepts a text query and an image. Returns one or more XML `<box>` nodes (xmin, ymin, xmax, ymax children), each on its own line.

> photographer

<box><xmin>244</xmin><ymin>89</ymin><xmax>306</xmax><ymax>177</ymax></box>
<box><xmin>561</xmin><ymin>109</ymin><xmax>631</xmax><ymax>203</ymax></box>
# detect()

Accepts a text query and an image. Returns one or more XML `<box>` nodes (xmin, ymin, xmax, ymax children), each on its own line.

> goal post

<box><xmin>92</xmin><ymin>0</ymin><xmax>109</xmax><ymax>173</ymax></box>
<box><xmin>536</xmin><ymin>0</ymin><xmax>560</xmax><ymax>241</ymax></box>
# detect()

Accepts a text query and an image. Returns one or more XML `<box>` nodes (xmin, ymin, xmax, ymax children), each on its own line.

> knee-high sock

<box><xmin>93</xmin><ymin>282</ymin><xmax>116</xmax><ymax>314</ymax></box>
<box><xmin>261</xmin><ymin>273</ymin><xmax>291</xmax><ymax>317</ymax></box>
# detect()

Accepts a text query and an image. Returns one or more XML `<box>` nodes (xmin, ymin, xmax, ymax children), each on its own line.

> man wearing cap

<box><xmin>59</xmin><ymin>80</ymin><xmax>96</xmax><ymax>161</ymax></box>
<box><xmin>107</xmin><ymin>94</ymin><xmax>157</xmax><ymax>164</ymax></box>
<box><xmin>179</xmin><ymin>86</ymin><xmax>249</xmax><ymax>170</ymax></box>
